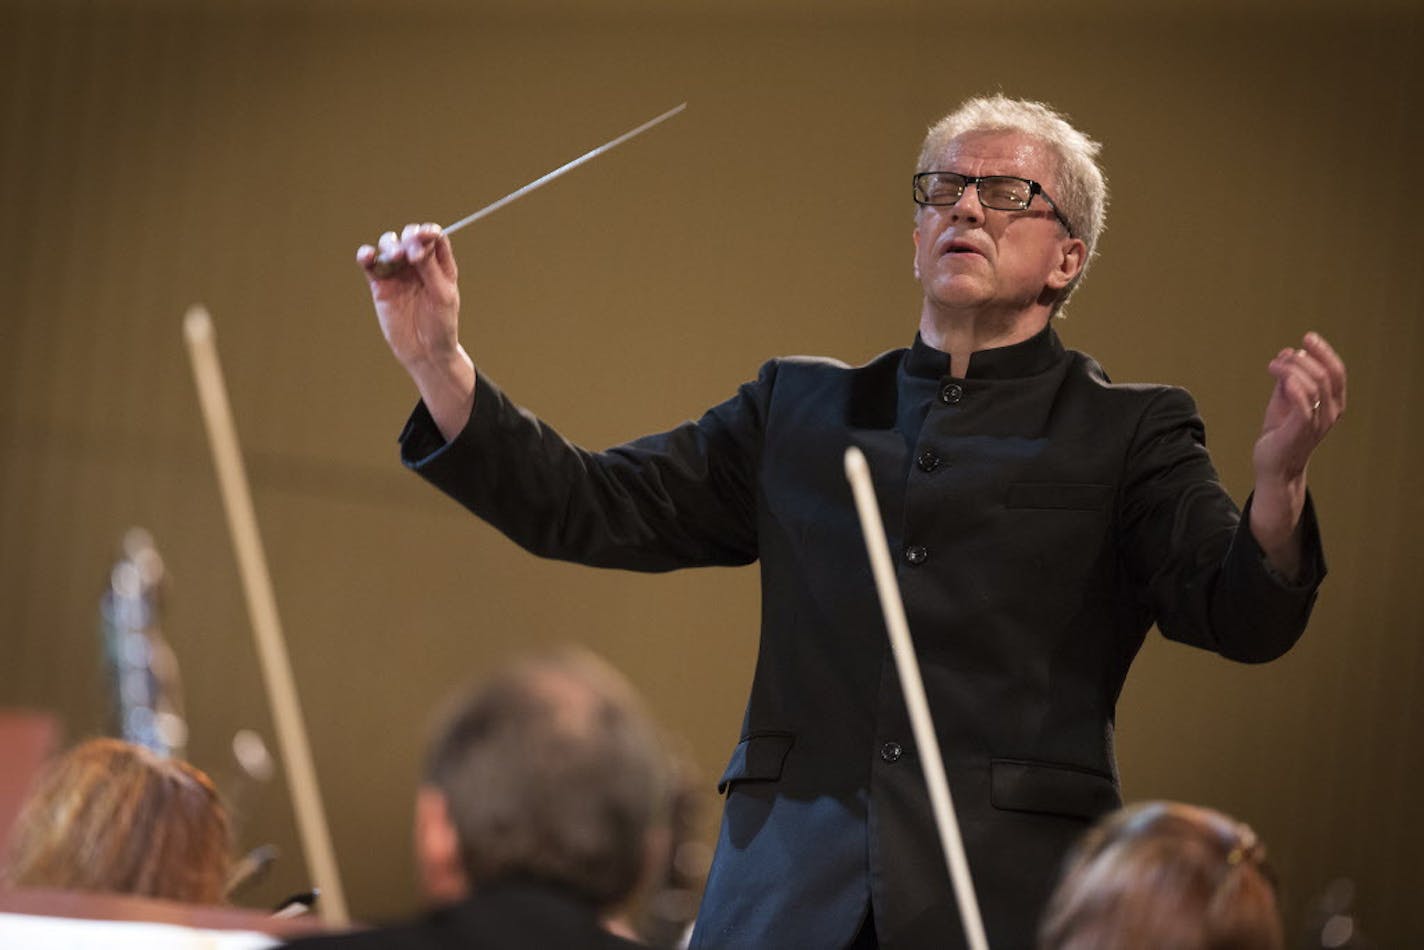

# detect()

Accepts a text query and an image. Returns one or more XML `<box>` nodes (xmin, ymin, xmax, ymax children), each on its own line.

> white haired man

<box><xmin>359</xmin><ymin>95</ymin><xmax>1345</xmax><ymax>949</ymax></box>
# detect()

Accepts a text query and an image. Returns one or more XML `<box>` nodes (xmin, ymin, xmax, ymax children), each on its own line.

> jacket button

<box><xmin>880</xmin><ymin>741</ymin><xmax>903</xmax><ymax>763</ymax></box>
<box><xmin>916</xmin><ymin>450</ymin><xmax>941</xmax><ymax>473</ymax></box>
<box><xmin>904</xmin><ymin>545</ymin><xmax>928</xmax><ymax>566</ymax></box>
<box><xmin>938</xmin><ymin>382</ymin><xmax>964</xmax><ymax>405</ymax></box>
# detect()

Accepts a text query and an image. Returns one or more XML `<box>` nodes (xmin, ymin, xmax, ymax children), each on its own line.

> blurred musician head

<box><xmin>415</xmin><ymin>646</ymin><xmax>670</xmax><ymax>916</ymax></box>
<box><xmin>1038</xmin><ymin>800</ymin><xmax>1283</xmax><ymax>950</ymax></box>
<box><xmin>2</xmin><ymin>737</ymin><xmax>230</xmax><ymax>904</ymax></box>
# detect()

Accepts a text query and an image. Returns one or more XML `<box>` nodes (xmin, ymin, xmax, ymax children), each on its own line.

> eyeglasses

<box><xmin>913</xmin><ymin>171</ymin><xmax>1072</xmax><ymax>235</ymax></box>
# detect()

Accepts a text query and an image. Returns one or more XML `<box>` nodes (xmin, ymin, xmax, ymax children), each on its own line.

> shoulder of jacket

<box><xmin>760</xmin><ymin>345</ymin><xmax>903</xmax><ymax>378</ymax></box>
<box><xmin>1063</xmin><ymin>349</ymin><xmax>1195</xmax><ymax>408</ymax></box>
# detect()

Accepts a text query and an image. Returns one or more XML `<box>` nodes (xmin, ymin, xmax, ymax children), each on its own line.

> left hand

<box><xmin>1249</xmin><ymin>331</ymin><xmax>1347</xmax><ymax>576</ymax></box>
<box><xmin>1253</xmin><ymin>331</ymin><xmax>1347</xmax><ymax>483</ymax></box>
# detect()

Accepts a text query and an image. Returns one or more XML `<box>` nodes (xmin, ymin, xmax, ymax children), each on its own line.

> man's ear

<box><xmin>414</xmin><ymin>786</ymin><xmax>469</xmax><ymax>904</ymax></box>
<box><xmin>1047</xmin><ymin>236</ymin><xmax>1087</xmax><ymax>291</ymax></box>
<box><xmin>912</xmin><ymin>224</ymin><xmax>923</xmax><ymax>280</ymax></box>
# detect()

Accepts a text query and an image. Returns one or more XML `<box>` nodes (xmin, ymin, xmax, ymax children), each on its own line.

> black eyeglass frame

<box><xmin>912</xmin><ymin>171</ymin><xmax>1073</xmax><ymax>236</ymax></box>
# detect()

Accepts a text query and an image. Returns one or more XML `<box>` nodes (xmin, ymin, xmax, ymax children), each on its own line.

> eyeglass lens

<box><xmin>916</xmin><ymin>173</ymin><xmax>1034</xmax><ymax>210</ymax></box>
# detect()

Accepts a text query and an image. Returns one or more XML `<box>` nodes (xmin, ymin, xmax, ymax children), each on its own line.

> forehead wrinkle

<box><xmin>939</xmin><ymin>133</ymin><xmax>1058</xmax><ymax>191</ymax></box>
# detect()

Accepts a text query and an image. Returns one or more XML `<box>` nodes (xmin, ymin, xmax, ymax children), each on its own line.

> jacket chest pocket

<box><xmin>996</xmin><ymin>482</ymin><xmax>1115</xmax><ymax>596</ymax></box>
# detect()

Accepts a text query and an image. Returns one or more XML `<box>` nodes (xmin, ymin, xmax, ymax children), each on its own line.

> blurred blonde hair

<box><xmin>3</xmin><ymin>738</ymin><xmax>231</xmax><ymax>904</ymax></box>
<box><xmin>1038</xmin><ymin>801</ymin><xmax>1283</xmax><ymax>950</ymax></box>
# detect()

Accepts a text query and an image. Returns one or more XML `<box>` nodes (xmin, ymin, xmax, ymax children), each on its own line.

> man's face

<box><xmin>912</xmin><ymin>131</ymin><xmax>1082</xmax><ymax>318</ymax></box>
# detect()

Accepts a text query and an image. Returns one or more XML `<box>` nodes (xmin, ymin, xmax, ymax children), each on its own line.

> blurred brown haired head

<box><xmin>2</xmin><ymin>738</ymin><xmax>231</xmax><ymax>904</ymax></box>
<box><xmin>422</xmin><ymin>646</ymin><xmax>669</xmax><ymax>912</ymax></box>
<box><xmin>1038</xmin><ymin>801</ymin><xmax>1283</xmax><ymax>950</ymax></box>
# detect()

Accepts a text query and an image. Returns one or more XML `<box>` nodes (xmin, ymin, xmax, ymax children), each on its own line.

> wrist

<box><xmin>1249</xmin><ymin>475</ymin><xmax>1307</xmax><ymax>579</ymax></box>
<box><xmin>407</xmin><ymin>346</ymin><xmax>477</xmax><ymax>443</ymax></box>
<box><xmin>401</xmin><ymin>335</ymin><xmax>465</xmax><ymax>377</ymax></box>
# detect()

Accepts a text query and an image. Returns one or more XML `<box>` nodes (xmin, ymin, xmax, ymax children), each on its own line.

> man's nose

<box><xmin>947</xmin><ymin>185</ymin><xmax>985</xmax><ymax>227</ymax></box>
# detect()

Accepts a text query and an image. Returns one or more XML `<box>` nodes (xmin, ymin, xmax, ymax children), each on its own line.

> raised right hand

<box><xmin>357</xmin><ymin>223</ymin><xmax>476</xmax><ymax>442</ymax></box>
<box><xmin>356</xmin><ymin>223</ymin><xmax>461</xmax><ymax>372</ymax></box>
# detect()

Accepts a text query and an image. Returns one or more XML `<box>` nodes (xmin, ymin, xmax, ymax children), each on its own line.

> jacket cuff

<box><xmin>397</xmin><ymin>372</ymin><xmax>495</xmax><ymax>472</ymax></box>
<box><xmin>1239</xmin><ymin>490</ymin><xmax>1327</xmax><ymax>591</ymax></box>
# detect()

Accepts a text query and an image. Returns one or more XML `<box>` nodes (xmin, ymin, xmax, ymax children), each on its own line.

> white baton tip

<box><xmin>844</xmin><ymin>445</ymin><xmax>868</xmax><ymax>480</ymax></box>
<box><xmin>183</xmin><ymin>304</ymin><xmax>213</xmax><ymax>344</ymax></box>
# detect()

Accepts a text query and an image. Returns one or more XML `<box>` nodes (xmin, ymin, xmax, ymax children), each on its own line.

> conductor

<box><xmin>357</xmin><ymin>95</ymin><xmax>1345</xmax><ymax>949</ymax></box>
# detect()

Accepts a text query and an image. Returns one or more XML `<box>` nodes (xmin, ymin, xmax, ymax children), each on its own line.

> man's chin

<box><xmin>923</xmin><ymin>279</ymin><xmax>991</xmax><ymax>312</ymax></box>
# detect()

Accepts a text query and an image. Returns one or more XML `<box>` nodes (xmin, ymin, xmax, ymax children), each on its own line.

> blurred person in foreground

<box><xmin>284</xmin><ymin>647</ymin><xmax>669</xmax><ymax>949</ymax></box>
<box><xmin>2</xmin><ymin>737</ymin><xmax>231</xmax><ymax>904</ymax></box>
<box><xmin>1038</xmin><ymin>801</ymin><xmax>1282</xmax><ymax>950</ymax></box>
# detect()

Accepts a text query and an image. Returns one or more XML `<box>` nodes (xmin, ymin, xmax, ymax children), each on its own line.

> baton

<box><xmin>371</xmin><ymin>102</ymin><xmax>686</xmax><ymax>276</ymax></box>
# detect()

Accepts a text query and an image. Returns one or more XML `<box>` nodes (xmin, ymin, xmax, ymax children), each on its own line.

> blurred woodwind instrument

<box><xmin>99</xmin><ymin>528</ymin><xmax>188</xmax><ymax>759</ymax></box>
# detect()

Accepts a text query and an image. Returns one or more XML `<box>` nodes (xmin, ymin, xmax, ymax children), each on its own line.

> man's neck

<box><xmin>918</xmin><ymin>303</ymin><xmax>1052</xmax><ymax>377</ymax></box>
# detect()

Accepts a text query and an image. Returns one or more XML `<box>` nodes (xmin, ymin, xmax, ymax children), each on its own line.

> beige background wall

<box><xmin>2</xmin><ymin>0</ymin><xmax>1420</xmax><ymax>942</ymax></box>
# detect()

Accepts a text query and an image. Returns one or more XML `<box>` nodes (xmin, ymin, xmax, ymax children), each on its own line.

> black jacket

<box><xmin>400</xmin><ymin>326</ymin><xmax>1324</xmax><ymax>950</ymax></box>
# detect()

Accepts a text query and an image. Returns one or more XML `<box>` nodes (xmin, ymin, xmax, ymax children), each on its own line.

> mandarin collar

<box><xmin>904</xmin><ymin>322</ymin><xmax>1065</xmax><ymax>381</ymax></box>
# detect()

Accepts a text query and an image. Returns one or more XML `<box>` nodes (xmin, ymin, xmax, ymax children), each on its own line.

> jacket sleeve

<box><xmin>1119</xmin><ymin>387</ymin><xmax>1326</xmax><ymax>663</ymax></box>
<box><xmin>395</xmin><ymin>363</ymin><xmax>775</xmax><ymax>572</ymax></box>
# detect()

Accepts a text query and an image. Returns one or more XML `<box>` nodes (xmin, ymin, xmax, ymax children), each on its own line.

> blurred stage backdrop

<box><xmin>1</xmin><ymin>0</ymin><xmax>1420</xmax><ymax>942</ymax></box>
